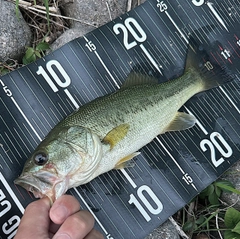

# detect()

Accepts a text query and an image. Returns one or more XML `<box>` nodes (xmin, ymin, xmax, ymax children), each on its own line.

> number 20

<box><xmin>113</xmin><ymin>17</ymin><xmax>147</xmax><ymax>50</ymax></box>
<box><xmin>200</xmin><ymin>132</ymin><xmax>233</xmax><ymax>167</ymax></box>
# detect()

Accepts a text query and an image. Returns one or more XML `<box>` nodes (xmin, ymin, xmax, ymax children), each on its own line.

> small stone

<box><xmin>220</xmin><ymin>161</ymin><xmax>240</xmax><ymax>210</ymax></box>
<box><xmin>194</xmin><ymin>233</ymin><xmax>209</xmax><ymax>239</ymax></box>
<box><xmin>50</xmin><ymin>27</ymin><xmax>95</xmax><ymax>51</ymax></box>
<box><xmin>60</xmin><ymin>0</ymin><xmax>128</xmax><ymax>28</ymax></box>
<box><xmin>144</xmin><ymin>220</ymin><xmax>180</xmax><ymax>239</ymax></box>
<box><xmin>0</xmin><ymin>0</ymin><xmax>32</xmax><ymax>62</ymax></box>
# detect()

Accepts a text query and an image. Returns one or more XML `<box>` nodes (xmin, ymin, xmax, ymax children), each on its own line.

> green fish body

<box><xmin>15</xmin><ymin>45</ymin><xmax>230</xmax><ymax>202</ymax></box>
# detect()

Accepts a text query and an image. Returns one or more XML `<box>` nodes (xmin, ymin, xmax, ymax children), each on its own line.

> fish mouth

<box><xmin>14</xmin><ymin>177</ymin><xmax>45</xmax><ymax>198</ymax></box>
<box><xmin>14</xmin><ymin>172</ymin><xmax>69</xmax><ymax>202</ymax></box>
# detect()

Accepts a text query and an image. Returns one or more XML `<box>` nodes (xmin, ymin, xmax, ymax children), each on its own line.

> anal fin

<box><xmin>165</xmin><ymin>112</ymin><xmax>196</xmax><ymax>132</ymax></box>
<box><xmin>114</xmin><ymin>152</ymin><xmax>140</xmax><ymax>169</ymax></box>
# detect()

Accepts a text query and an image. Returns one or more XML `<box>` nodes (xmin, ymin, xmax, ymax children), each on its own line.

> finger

<box><xmin>15</xmin><ymin>197</ymin><xmax>51</xmax><ymax>239</ymax></box>
<box><xmin>53</xmin><ymin>210</ymin><xmax>95</xmax><ymax>239</ymax></box>
<box><xmin>84</xmin><ymin>229</ymin><xmax>105</xmax><ymax>239</ymax></box>
<box><xmin>50</xmin><ymin>195</ymin><xmax>80</xmax><ymax>224</ymax></box>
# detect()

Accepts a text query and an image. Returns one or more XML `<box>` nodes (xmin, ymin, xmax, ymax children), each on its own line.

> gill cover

<box><xmin>15</xmin><ymin>125</ymin><xmax>103</xmax><ymax>201</ymax></box>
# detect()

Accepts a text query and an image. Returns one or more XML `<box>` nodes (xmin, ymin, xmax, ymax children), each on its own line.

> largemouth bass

<box><xmin>15</xmin><ymin>44</ymin><xmax>231</xmax><ymax>202</ymax></box>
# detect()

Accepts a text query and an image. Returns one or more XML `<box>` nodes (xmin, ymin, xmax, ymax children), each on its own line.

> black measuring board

<box><xmin>0</xmin><ymin>0</ymin><xmax>240</xmax><ymax>238</ymax></box>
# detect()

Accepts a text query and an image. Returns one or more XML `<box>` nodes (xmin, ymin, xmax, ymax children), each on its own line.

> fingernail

<box><xmin>51</xmin><ymin>205</ymin><xmax>68</xmax><ymax>222</ymax></box>
<box><xmin>53</xmin><ymin>233</ymin><xmax>71</xmax><ymax>239</ymax></box>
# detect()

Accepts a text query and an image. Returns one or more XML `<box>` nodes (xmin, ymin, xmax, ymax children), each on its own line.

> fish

<box><xmin>14</xmin><ymin>42</ymin><xmax>231</xmax><ymax>202</ymax></box>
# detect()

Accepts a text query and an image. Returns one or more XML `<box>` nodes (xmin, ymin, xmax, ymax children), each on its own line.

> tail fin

<box><xmin>184</xmin><ymin>38</ymin><xmax>234</xmax><ymax>91</ymax></box>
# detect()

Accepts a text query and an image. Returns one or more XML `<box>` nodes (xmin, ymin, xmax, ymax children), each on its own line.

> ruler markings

<box><xmin>68</xmin><ymin>43</ymin><xmax>104</xmax><ymax>100</ymax></box>
<box><xmin>93</xmin><ymin>30</ymin><xmax>129</xmax><ymax>81</ymax></box>
<box><xmin>164</xmin><ymin>11</ymin><xmax>189</xmax><ymax>44</ymax></box>
<box><xmin>186</xmin><ymin>132</ymin><xmax>219</xmax><ymax>173</ymax></box>
<box><xmin>21</xmin><ymin>123</ymin><xmax>39</xmax><ymax>146</ymax></box>
<box><xmin>4</xmin><ymin>132</ymin><xmax>22</xmax><ymax>161</ymax></box>
<box><xmin>71</xmin><ymin>86</ymin><xmax>89</xmax><ymax>106</ymax></box>
<box><xmin>149</xmin><ymin>0</ymin><xmax>189</xmax><ymax>57</ymax></box>
<box><xmin>0</xmin><ymin>99</ymin><xmax>36</xmax><ymax>151</ymax></box>
<box><xmin>100</xmin><ymin>173</ymin><xmax>146</xmax><ymax>231</ymax></box>
<box><xmin>190</xmin><ymin>102</ymin><xmax>213</xmax><ymax>128</ymax></box>
<box><xmin>89</xmin><ymin>83</ymin><xmax>103</xmax><ymax>99</ymax></box>
<box><xmin>210</xmin><ymin>90</ymin><xmax>240</xmax><ymax>139</ymax></box>
<box><xmin>126</xmin><ymin>157</ymin><xmax>145</xmax><ymax>181</ymax></box>
<box><xmin>83</xmin><ymin>36</ymin><xmax>120</xmax><ymax>89</ymax></box>
<box><xmin>57</xmin><ymin>101</ymin><xmax>69</xmax><ymax>117</ymax></box>
<box><xmin>20</xmin><ymin>69</ymin><xmax>59</xmax><ymax>126</ymax></box>
<box><xmin>75</xmin><ymin>179</ymin><xmax>138</xmax><ymax>237</ymax></box>
<box><xmin>163</xmin><ymin>2</ymin><xmax>239</xmax><ymax>123</ymax></box>
<box><xmin>96</xmin><ymin>76</ymin><xmax>112</xmax><ymax>94</ymax></box>
<box><xmin>137</xmin><ymin>147</ymin><xmax>184</xmax><ymax>203</ymax></box>
<box><xmin>219</xmin><ymin>86</ymin><xmax>240</xmax><ymax>114</ymax></box>
<box><xmin>184</xmin><ymin>106</ymin><xmax>209</xmax><ymax>135</ymax></box>
<box><xmin>155</xmin><ymin>136</ymin><xmax>197</xmax><ymax>191</ymax></box>
<box><xmin>73</xmin><ymin>188</ymin><xmax>109</xmax><ymax>235</ymax></box>
<box><xmin>0</xmin><ymin>143</ymin><xmax>12</xmax><ymax>170</ymax></box>
<box><xmin>113</xmin><ymin>171</ymin><xmax>130</xmax><ymax>193</ymax></box>
<box><xmin>88</xmin><ymin>182</ymin><xmax>105</xmax><ymax>202</ymax></box>
<box><xmin>230</xmin><ymin>0</ymin><xmax>240</xmax><ymax>20</ymax></box>
<box><xmin>64</xmin><ymin>89</ymin><xmax>80</xmax><ymax>109</ymax></box>
<box><xmin>98</xmin><ymin>174</ymin><xmax>115</xmax><ymax>196</ymax></box>
<box><xmin>62</xmin><ymin>45</ymin><xmax>115</xmax><ymax>97</ymax></box>
<box><xmin>148</xmin><ymin>139</ymin><xmax>191</xmax><ymax>193</ymax></box>
<box><xmin>161</xmin><ymin>134</ymin><xmax>201</xmax><ymax>186</ymax></box>
<box><xmin>227</xmin><ymin>81</ymin><xmax>240</xmax><ymax>105</ymax></box>
<box><xmin>13</xmin><ymin>128</ymin><xmax>31</xmax><ymax>155</ymax></box>
<box><xmin>135</xmin><ymin>7</ymin><xmax>168</xmax><ymax>72</ymax></box>
<box><xmin>48</xmin><ymin>106</ymin><xmax>62</xmax><ymax>122</ymax></box>
<box><xmin>149</xmin><ymin>0</ymin><xmax>186</xmax><ymax>50</ymax></box>
<box><xmin>219</xmin><ymin>2</ymin><xmax>234</xmax><ymax>28</ymax></box>
<box><xmin>0</xmin><ymin>116</ymin><xmax>26</xmax><ymax>159</ymax></box>
<box><xmin>0</xmin><ymin>134</ymin><xmax>15</xmax><ymax>165</ymax></box>
<box><xmin>94</xmin><ymin>50</ymin><xmax>120</xmax><ymax>88</ymax></box>
<box><xmin>60</xmin><ymin>47</ymin><xmax>102</xmax><ymax>103</ymax></box>
<box><xmin>173</xmin><ymin>132</ymin><xmax>211</xmax><ymax>179</ymax></box>
<box><xmin>61</xmin><ymin>45</ymin><xmax>94</xmax><ymax>94</ymax></box>
<box><xmin>207</xmin><ymin>2</ymin><xmax>228</xmax><ymax>32</ymax></box>
<box><xmin>31</xmin><ymin>115</ymin><xmax>47</xmax><ymax>136</ymax></box>
<box><xmin>140</xmin><ymin>44</ymin><xmax>163</xmax><ymax>74</ymax></box>
<box><xmin>141</xmin><ymin>146</ymin><xmax>183</xmax><ymax>203</ymax></box>
<box><xmin>121</xmin><ymin>168</ymin><xmax>137</xmax><ymax>189</ymax></box>
<box><xmin>9</xmin><ymin>97</ymin><xmax>42</xmax><ymax>141</ymax></box>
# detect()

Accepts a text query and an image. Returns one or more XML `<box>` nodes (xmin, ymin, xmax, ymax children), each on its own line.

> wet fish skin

<box><xmin>14</xmin><ymin>44</ymin><xmax>230</xmax><ymax>202</ymax></box>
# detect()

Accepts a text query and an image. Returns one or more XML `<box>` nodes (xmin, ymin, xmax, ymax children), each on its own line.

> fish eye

<box><xmin>34</xmin><ymin>152</ymin><xmax>48</xmax><ymax>166</ymax></box>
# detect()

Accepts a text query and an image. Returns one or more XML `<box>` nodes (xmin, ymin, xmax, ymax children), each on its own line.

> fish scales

<box><xmin>61</xmin><ymin>69</ymin><xmax>202</xmax><ymax>140</ymax></box>
<box><xmin>14</xmin><ymin>44</ymin><xmax>232</xmax><ymax>201</ymax></box>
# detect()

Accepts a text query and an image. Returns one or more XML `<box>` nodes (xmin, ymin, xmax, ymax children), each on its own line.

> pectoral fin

<box><xmin>114</xmin><ymin>152</ymin><xmax>140</xmax><ymax>169</ymax></box>
<box><xmin>102</xmin><ymin>124</ymin><xmax>130</xmax><ymax>149</ymax></box>
<box><xmin>165</xmin><ymin>112</ymin><xmax>196</xmax><ymax>132</ymax></box>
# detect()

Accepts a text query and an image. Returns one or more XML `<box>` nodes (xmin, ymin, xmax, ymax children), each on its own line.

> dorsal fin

<box><xmin>121</xmin><ymin>72</ymin><xmax>158</xmax><ymax>89</ymax></box>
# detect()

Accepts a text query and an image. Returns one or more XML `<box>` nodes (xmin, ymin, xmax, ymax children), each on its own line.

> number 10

<box><xmin>36</xmin><ymin>60</ymin><xmax>71</xmax><ymax>92</ymax></box>
<box><xmin>128</xmin><ymin>185</ymin><xmax>163</xmax><ymax>222</ymax></box>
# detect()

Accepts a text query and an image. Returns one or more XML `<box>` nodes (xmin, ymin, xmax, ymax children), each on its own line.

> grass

<box><xmin>176</xmin><ymin>180</ymin><xmax>240</xmax><ymax>239</ymax></box>
<box><xmin>0</xmin><ymin>0</ymin><xmax>68</xmax><ymax>75</ymax></box>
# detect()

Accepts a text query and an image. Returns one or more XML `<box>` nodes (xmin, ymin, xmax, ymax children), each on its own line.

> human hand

<box><xmin>15</xmin><ymin>194</ymin><xmax>104</xmax><ymax>239</ymax></box>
